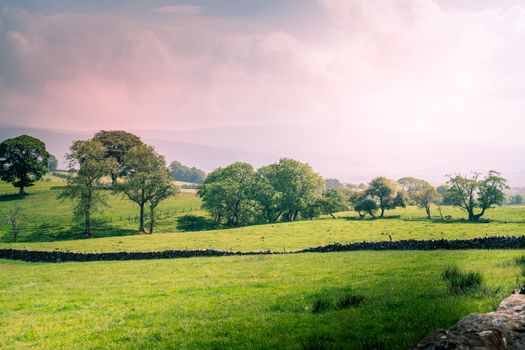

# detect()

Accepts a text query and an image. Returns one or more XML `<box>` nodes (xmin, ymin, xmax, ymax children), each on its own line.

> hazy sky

<box><xmin>1</xmin><ymin>0</ymin><xmax>525</xmax><ymax>146</ymax></box>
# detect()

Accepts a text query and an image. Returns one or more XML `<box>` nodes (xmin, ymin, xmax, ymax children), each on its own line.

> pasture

<box><xmin>1</xmin><ymin>250</ymin><xmax>525</xmax><ymax>350</ymax></box>
<box><xmin>2</xmin><ymin>180</ymin><xmax>525</xmax><ymax>349</ymax></box>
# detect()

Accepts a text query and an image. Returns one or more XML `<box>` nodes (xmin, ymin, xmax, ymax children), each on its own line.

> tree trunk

<box><xmin>139</xmin><ymin>203</ymin><xmax>145</xmax><ymax>233</ymax></box>
<box><xmin>330</xmin><ymin>212</ymin><xmax>336</xmax><ymax>219</ymax></box>
<box><xmin>425</xmin><ymin>206</ymin><xmax>431</xmax><ymax>220</ymax></box>
<box><xmin>379</xmin><ymin>207</ymin><xmax>385</xmax><ymax>218</ymax></box>
<box><xmin>85</xmin><ymin>210</ymin><xmax>92</xmax><ymax>238</ymax></box>
<box><xmin>18</xmin><ymin>185</ymin><xmax>26</xmax><ymax>196</ymax></box>
<box><xmin>111</xmin><ymin>172</ymin><xmax>118</xmax><ymax>185</ymax></box>
<box><xmin>149</xmin><ymin>206</ymin><xmax>155</xmax><ymax>234</ymax></box>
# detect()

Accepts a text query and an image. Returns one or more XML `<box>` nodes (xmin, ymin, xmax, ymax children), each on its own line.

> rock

<box><xmin>414</xmin><ymin>292</ymin><xmax>525</xmax><ymax>350</ymax></box>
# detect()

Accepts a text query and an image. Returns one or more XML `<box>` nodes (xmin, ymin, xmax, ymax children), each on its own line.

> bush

<box><xmin>442</xmin><ymin>265</ymin><xmax>483</xmax><ymax>294</ymax></box>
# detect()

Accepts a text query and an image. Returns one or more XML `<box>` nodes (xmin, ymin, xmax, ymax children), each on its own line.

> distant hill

<box><xmin>1</xmin><ymin>124</ymin><xmax>524</xmax><ymax>186</ymax></box>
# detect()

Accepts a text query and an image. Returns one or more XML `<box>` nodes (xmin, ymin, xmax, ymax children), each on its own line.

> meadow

<box><xmin>2</xmin><ymin>180</ymin><xmax>525</xmax><ymax>349</ymax></box>
<box><xmin>2</xmin><ymin>250</ymin><xmax>525</xmax><ymax>350</ymax></box>
<box><xmin>1</xmin><ymin>179</ymin><xmax>525</xmax><ymax>252</ymax></box>
<box><xmin>0</xmin><ymin>178</ymin><xmax>203</xmax><ymax>243</ymax></box>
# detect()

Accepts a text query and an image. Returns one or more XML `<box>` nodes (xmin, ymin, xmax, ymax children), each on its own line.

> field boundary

<box><xmin>2</xmin><ymin>236</ymin><xmax>525</xmax><ymax>262</ymax></box>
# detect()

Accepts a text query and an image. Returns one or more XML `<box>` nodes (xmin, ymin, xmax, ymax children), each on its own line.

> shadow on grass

<box><xmin>0</xmin><ymin>194</ymin><xmax>25</xmax><ymax>202</ymax></box>
<box><xmin>176</xmin><ymin>215</ymin><xmax>218</xmax><ymax>232</ymax></box>
<box><xmin>1</xmin><ymin>220</ymin><xmax>137</xmax><ymax>243</ymax></box>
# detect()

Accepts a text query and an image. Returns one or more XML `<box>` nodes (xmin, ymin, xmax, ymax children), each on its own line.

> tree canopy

<box><xmin>364</xmin><ymin>177</ymin><xmax>407</xmax><ymax>218</ymax></box>
<box><xmin>398</xmin><ymin>177</ymin><xmax>439</xmax><ymax>219</ymax></box>
<box><xmin>92</xmin><ymin>130</ymin><xmax>144</xmax><ymax>184</ymax></box>
<box><xmin>59</xmin><ymin>140</ymin><xmax>116</xmax><ymax>237</ymax></box>
<box><xmin>445</xmin><ymin>171</ymin><xmax>508</xmax><ymax>221</ymax></box>
<box><xmin>257</xmin><ymin>158</ymin><xmax>324</xmax><ymax>222</ymax></box>
<box><xmin>198</xmin><ymin>162</ymin><xmax>258</xmax><ymax>227</ymax></box>
<box><xmin>116</xmin><ymin>144</ymin><xmax>175</xmax><ymax>233</ymax></box>
<box><xmin>0</xmin><ymin>135</ymin><xmax>50</xmax><ymax>195</ymax></box>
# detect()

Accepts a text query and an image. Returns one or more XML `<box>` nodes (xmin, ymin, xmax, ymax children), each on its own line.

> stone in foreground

<box><xmin>415</xmin><ymin>292</ymin><xmax>525</xmax><ymax>350</ymax></box>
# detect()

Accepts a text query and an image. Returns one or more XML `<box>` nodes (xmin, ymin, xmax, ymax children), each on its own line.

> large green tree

<box><xmin>398</xmin><ymin>177</ymin><xmax>439</xmax><ymax>219</ymax></box>
<box><xmin>445</xmin><ymin>171</ymin><xmax>508</xmax><ymax>222</ymax></box>
<box><xmin>92</xmin><ymin>130</ymin><xmax>144</xmax><ymax>184</ymax></box>
<box><xmin>198</xmin><ymin>162</ymin><xmax>258</xmax><ymax>227</ymax></box>
<box><xmin>0</xmin><ymin>135</ymin><xmax>50</xmax><ymax>195</ymax></box>
<box><xmin>365</xmin><ymin>177</ymin><xmax>407</xmax><ymax>218</ymax></box>
<box><xmin>116</xmin><ymin>144</ymin><xmax>173</xmax><ymax>233</ymax></box>
<box><xmin>59</xmin><ymin>140</ymin><xmax>116</xmax><ymax>237</ymax></box>
<box><xmin>257</xmin><ymin>158</ymin><xmax>324</xmax><ymax>222</ymax></box>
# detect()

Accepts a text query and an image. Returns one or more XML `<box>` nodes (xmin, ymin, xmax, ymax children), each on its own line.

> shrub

<box><xmin>442</xmin><ymin>265</ymin><xmax>483</xmax><ymax>294</ymax></box>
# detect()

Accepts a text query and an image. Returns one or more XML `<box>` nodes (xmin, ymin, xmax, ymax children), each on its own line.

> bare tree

<box><xmin>6</xmin><ymin>205</ymin><xmax>23</xmax><ymax>242</ymax></box>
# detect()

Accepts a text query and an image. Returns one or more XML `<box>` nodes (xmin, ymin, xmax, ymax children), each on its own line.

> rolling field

<box><xmin>4</xmin><ymin>218</ymin><xmax>525</xmax><ymax>253</ymax></box>
<box><xmin>1</xmin><ymin>180</ymin><xmax>525</xmax><ymax>251</ymax></box>
<box><xmin>0</xmin><ymin>179</ymin><xmax>203</xmax><ymax>243</ymax></box>
<box><xmin>1</xmin><ymin>250</ymin><xmax>525</xmax><ymax>350</ymax></box>
<box><xmin>2</xmin><ymin>180</ymin><xmax>525</xmax><ymax>349</ymax></box>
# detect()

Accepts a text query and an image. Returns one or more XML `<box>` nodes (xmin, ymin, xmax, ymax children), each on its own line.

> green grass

<box><xmin>4</xmin><ymin>217</ymin><xmax>525</xmax><ymax>253</ymax></box>
<box><xmin>0</xmin><ymin>180</ymin><xmax>202</xmax><ymax>243</ymax></box>
<box><xmin>1</xmin><ymin>179</ymin><xmax>525</xmax><ymax>252</ymax></box>
<box><xmin>1</xmin><ymin>250</ymin><xmax>523</xmax><ymax>349</ymax></box>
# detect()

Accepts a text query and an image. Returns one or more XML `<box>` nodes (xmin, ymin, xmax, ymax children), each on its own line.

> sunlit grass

<box><xmin>1</xmin><ymin>250</ymin><xmax>523</xmax><ymax>349</ymax></box>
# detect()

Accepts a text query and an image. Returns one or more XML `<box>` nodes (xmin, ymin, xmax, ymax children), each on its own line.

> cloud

<box><xmin>151</xmin><ymin>5</ymin><xmax>202</xmax><ymax>15</ymax></box>
<box><xmin>1</xmin><ymin>1</ymin><xmax>525</xmax><ymax>147</ymax></box>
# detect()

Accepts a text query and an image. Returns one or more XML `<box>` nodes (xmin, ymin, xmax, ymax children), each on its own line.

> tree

<box><xmin>349</xmin><ymin>191</ymin><xmax>378</xmax><ymax>218</ymax></box>
<box><xmin>318</xmin><ymin>189</ymin><xmax>349</xmax><ymax>218</ymax></box>
<box><xmin>6</xmin><ymin>205</ymin><xmax>23</xmax><ymax>242</ymax></box>
<box><xmin>198</xmin><ymin>162</ymin><xmax>258</xmax><ymax>227</ymax></box>
<box><xmin>445</xmin><ymin>171</ymin><xmax>508</xmax><ymax>222</ymax></box>
<box><xmin>257</xmin><ymin>158</ymin><xmax>324</xmax><ymax>222</ymax></box>
<box><xmin>47</xmin><ymin>154</ymin><xmax>59</xmax><ymax>171</ymax></box>
<box><xmin>0</xmin><ymin>135</ymin><xmax>50</xmax><ymax>195</ymax></box>
<box><xmin>398</xmin><ymin>177</ymin><xmax>439</xmax><ymax>219</ymax></box>
<box><xmin>365</xmin><ymin>177</ymin><xmax>407</xmax><ymax>218</ymax></box>
<box><xmin>437</xmin><ymin>185</ymin><xmax>455</xmax><ymax>206</ymax></box>
<box><xmin>147</xmin><ymin>169</ymin><xmax>178</xmax><ymax>233</ymax></box>
<box><xmin>116</xmin><ymin>144</ymin><xmax>172</xmax><ymax>233</ymax></box>
<box><xmin>92</xmin><ymin>130</ymin><xmax>144</xmax><ymax>184</ymax></box>
<box><xmin>59</xmin><ymin>140</ymin><xmax>116</xmax><ymax>237</ymax></box>
<box><xmin>169</xmin><ymin>161</ymin><xmax>206</xmax><ymax>183</ymax></box>
<box><xmin>252</xmin><ymin>172</ymin><xmax>282</xmax><ymax>223</ymax></box>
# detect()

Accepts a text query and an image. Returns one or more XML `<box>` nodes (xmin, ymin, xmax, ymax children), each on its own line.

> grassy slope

<box><xmin>1</xmin><ymin>179</ymin><xmax>524</xmax><ymax>251</ymax></box>
<box><xmin>1</xmin><ymin>250</ymin><xmax>524</xmax><ymax>349</ymax></box>
<box><xmin>0</xmin><ymin>180</ymin><xmax>202</xmax><ymax>243</ymax></box>
<box><xmin>4</xmin><ymin>218</ymin><xmax>525</xmax><ymax>253</ymax></box>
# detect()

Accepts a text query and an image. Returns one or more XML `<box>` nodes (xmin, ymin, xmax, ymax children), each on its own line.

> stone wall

<box><xmin>1</xmin><ymin>236</ymin><xmax>525</xmax><ymax>263</ymax></box>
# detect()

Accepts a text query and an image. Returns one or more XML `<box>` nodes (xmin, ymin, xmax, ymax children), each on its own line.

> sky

<box><xmin>1</xmin><ymin>0</ymin><xmax>525</xmax><ymax>183</ymax></box>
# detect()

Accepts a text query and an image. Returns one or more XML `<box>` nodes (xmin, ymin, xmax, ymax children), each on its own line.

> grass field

<box><xmin>1</xmin><ymin>250</ymin><xmax>524</xmax><ymax>350</ymax></box>
<box><xmin>1</xmin><ymin>180</ymin><xmax>525</xmax><ymax>250</ymax></box>
<box><xmin>2</xmin><ymin>180</ymin><xmax>525</xmax><ymax>349</ymax></box>
<box><xmin>4</xmin><ymin>217</ymin><xmax>525</xmax><ymax>253</ymax></box>
<box><xmin>0</xmin><ymin>179</ymin><xmax>203</xmax><ymax>243</ymax></box>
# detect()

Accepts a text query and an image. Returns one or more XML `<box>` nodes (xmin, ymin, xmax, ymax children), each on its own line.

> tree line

<box><xmin>0</xmin><ymin>132</ymin><xmax>512</xmax><ymax>240</ymax></box>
